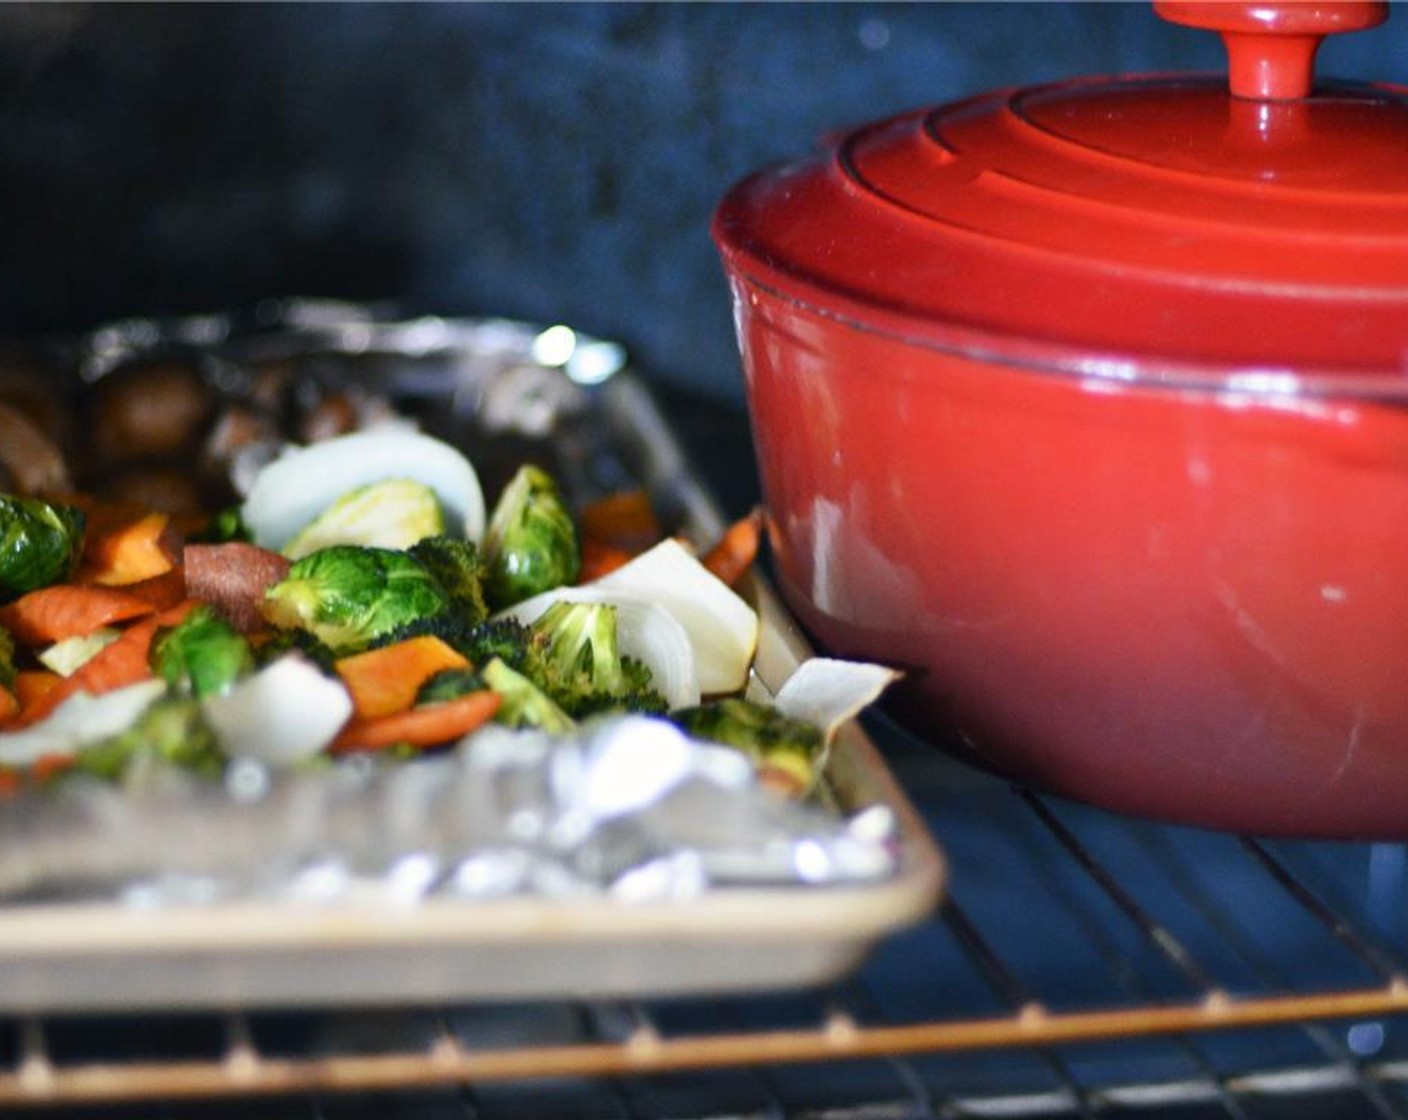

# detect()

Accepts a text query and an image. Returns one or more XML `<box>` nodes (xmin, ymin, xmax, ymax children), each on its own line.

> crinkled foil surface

<box><xmin>0</xmin><ymin>302</ymin><xmax>899</xmax><ymax>908</ymax></box>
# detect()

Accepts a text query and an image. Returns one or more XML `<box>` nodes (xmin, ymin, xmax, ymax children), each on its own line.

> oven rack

<box><xmin>5</xmin><ymin>736</ymin><xmax>1408</xmax><ymax>1120</ymax></box>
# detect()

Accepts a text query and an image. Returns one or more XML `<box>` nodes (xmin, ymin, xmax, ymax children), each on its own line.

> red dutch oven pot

<box><xmin>713</xmin><ymin>1</ymin><xmax>1408</xmax><ymax>838</ymax></box>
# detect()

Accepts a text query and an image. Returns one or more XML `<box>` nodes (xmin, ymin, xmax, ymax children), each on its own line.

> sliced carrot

<box><xmin>334</xmin><ymin>635</ymin><xmax>470</xmax><ymax>721</ymax></box>
<box><xmin>77</xmin><ymin>509</ymin><xmax>177</xmax><ymax>587</ymax></box>
<box><xmin>578</xmin><ymin>489</ymin><xmax>662</xmax><ymax>555</ymax></box>
<box><xmin>0</xmin><ymin>685</ymin><xmax>17</xmax><ymax>726</ymax></box>
<box><xmin>0</xmin><ymin>583</ymin><xmax>160</xmax><ymax>647</ymax></box>
<box><xmin>330</xmin><ymin>690</ymin><xmax>501</xmax><ymax>753</ymax></box>
<box><xmin>14</xmin><ymin>600</ymin><xmax>197</xmax><ymax>728</ymax></box>
<box><xmin>12</xmin><ymin>670</ymin><xmax>60</xmax><ymax>715</ymax></box>
<box><xmin>121</xmin><ymin>565</ymin><xmax>188</xmax><ymax>612</ymax></box>
<box><xmin>30</xmin><ymin>754</ymin><xmax>76</xmax><ymax>784</ymax></box>
<box><xmin>702</xmin><ymin>508</ymin><xmax>764</xmax><ymax>588</ymax></box>
<box><xmin>577</xmin><ymin>538</ymin><xmax>634</xmax><ymax>583</ymax></box>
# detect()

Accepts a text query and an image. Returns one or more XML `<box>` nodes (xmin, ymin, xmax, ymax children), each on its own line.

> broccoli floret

<box><xmin>262</xmin><ymin>545</ymin><xmax>453</xmax><ymax>652</ymax></box>
<box><xmin>408</xmin><ymin>534</ymin><xmax>489</xmax><ymax>626</ymax></box>
<box><xmin>151</xmin><ymin>605</ymin><xmax>255</xmax><ymax>698</ymax></box>
<box><xmin>526</xmin><ymin>600</ymin><xmax>667</xmax><ymax>719</ymax></box>
<box><xmin>416</xmin><ymin>666</ymin><xmax>488</xmax><ymax>705</ymax></box>
<box><xmin>670</xmin><ymin>697</ymin><xmax>823</xmax><ymax>789</ymax></box>
<box><xmin>251</xmin><ymin>626</ymin><xmax>340</xmax><ymax>674</ymax></box>
<box><xmin>76</xmin><ymin>694</ymin><xmax>223</xmax><ymax>781</ymax></box>
<box><xmin>0</xmin><ymin>495</ymin><xmax>85</xmax><ymax>601</ymax></box>
<box><xmin>480</xmin><ymin>656</ymin><xmax>576</xmax><ymax>734</ymax></box>
<box><xmin>482</xmin><ymin>465</ymin><xmax>580</xmax><ymax>609</ymax></box>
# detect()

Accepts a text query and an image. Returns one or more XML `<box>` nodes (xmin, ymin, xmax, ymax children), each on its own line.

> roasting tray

<box><xmin>0</xmin><ymin>309</ymin><xmax>946</xmax><ymax>1012</ymax></box>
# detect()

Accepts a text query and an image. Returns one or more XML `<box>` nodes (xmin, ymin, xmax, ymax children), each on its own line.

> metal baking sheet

<box><xmin>0</xmin><ymin>311</ymin><xmax>946</xmax><ymax>1011</ymax></box>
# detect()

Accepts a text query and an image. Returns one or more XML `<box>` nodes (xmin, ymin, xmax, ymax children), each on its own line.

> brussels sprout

<box><xmin>283</xmin><ymin>478</ymin><xmax>446</xmax><ymax>560</ymax></box>
<box><xmin>262</xmin><ymin>545</ymin><xmax>453</xmax><ymax>652</ymax></box>
<box><xmin>151</xmin><ymin>605</ymin><xmax>255</xmax><ymax>698</ymax></box>
<box><xmin>0</xmin><ymin>495</ymin><xmax>85</xmax><ymax>601</ymax></box>
<box><xmin>75</xmin><ymin>693</ymin><xmax>223</xmax><ymax>781</ymax></box>
<box><xmin>482</xmin><ymin>465</ymin><xmax>580</xmax><ymax>608</ymax></box>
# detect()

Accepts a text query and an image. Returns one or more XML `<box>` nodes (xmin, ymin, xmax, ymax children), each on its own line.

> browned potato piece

<box><xmin>98</xmin><ymin>465</ymin><xmax>204</xmax><ymax>517</ymax></box>
<box><xmin>89</xmin><ymin>359</ymin><xmax>214</xmax><ymax>466</ymax></box>
<box><xmin>0</xmin><ymin>400</ymin><xmax>71</xmax><ymax>496</ymax></box>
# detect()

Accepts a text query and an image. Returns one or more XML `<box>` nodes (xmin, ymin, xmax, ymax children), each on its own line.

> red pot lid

<box><xmin>712</xmin><ymin>1</ymin><xmax>1408</xmax><ymax>389</ymax></box>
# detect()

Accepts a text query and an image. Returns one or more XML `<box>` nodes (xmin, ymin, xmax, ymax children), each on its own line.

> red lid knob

<box><xmin>1154</xmin><ymin>1</ymin><xmax>1387</xmax><ymax>100</ymax></box>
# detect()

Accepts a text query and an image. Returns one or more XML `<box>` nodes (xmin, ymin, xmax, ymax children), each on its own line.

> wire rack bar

<box><xmin>7</xmin><ymin>985</ymin><xmax>1408</xmax><ymax>1107</ymax></box>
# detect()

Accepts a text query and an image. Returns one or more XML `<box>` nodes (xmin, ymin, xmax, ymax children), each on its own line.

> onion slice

<box><xmin>591</xmin><ymin>539</ymin><xmax>759</xmax><ymax>696</ymax></box>
<box><xmin>202</xmin><ymin>655</ymin><xmax>354</xmax><ymax>767</ymax></box>
<box><xmin>240</xmin><ymin>429</ymin><xmax>487</xmax><ymax>551</ymax></box>
<box><xmin>495</xmin><ymin>588</ymin><xmax>700</xmax><ymax>711</ymax></box>
<box><xmin>773</xmin><ymin>657</ymin><xmax>901</xmax><ymax>744</ymax></box>
<box><xmin>0</xmin><ymin>679</ymin><xmax>167</xmax><ymax>768</ymax></box>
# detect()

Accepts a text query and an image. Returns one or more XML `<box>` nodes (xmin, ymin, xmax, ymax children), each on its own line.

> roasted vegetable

<box><xmin>482</xmin><ymin>465</ymin><xmax>580</xmax><ymax>608</ymax></box>
<box><xmin>407</xmin><ymin>534</ymin><xmax>489</xmax><ymax>626</ymax></box>
<box><xmin>480</xmin><ymin>656</ymin><xmax>575</xmax><ymax>734</ymax></box>
<box><xmin>150</xmin><ymin>605</ymin><xmax>255</xmax><ymax>698</ymax></box>
<box><xmin>670</xmin><ymin>697</ymin><xmax>823</xmax><ymax>791</ymax></box>
<box><xmin>283</xmin><ymin>478</ymin><xmax>446</xmax><ymax>560</ymax></box>
<box><xmin>0</xmin><ymin>495</ymin><xmax>85</xmax><ymax>601</ymax></box>
<box><xmin>415</xmin><ymin>666</ymin><xmax>488</xmax><ymax>706</ymax></box>
<box><xmin>75</xmin><ymin>692</ymin><xmax>223</xmax><ymax>781</ymax></box>
<box><xmin>527</xmin><ymin>600</ymin><xmax>666</xmax><ymax>719</ymax></box>
<box><xmin>0</xmin><ymin>623</ymin><xmax>16</xmax><ymax>690</ymax></box>
<box><xmin>261</xmin><ymin>545</ymin><xmax>453</xmax><ymax>652</ymax></box>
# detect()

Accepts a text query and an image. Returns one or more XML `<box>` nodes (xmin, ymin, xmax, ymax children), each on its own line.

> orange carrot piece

<box><xmin>330</xmin><ymin>690</ymin><xmax>501</xmax><ymax>753</ymax></box>
<box><xmin>77</xmin><ymin>509</ymin><xmax>177</xmax><ymax>587</ymax></box>
<box><xmin>14</xmin><ymin>601</ymin><xmax>197</xmax><ymax>727</ymax></box>
<box><xmin>578</xmin><ymin>489</ymin><xmax>663</xmax><ymax>555</ymax></box>
<box><xmin>334</xmin><ymin>635</ymin><xmax>470</xmax><ymax>721</ymax></box>
<box><xmin>0</xmin><ymin>584</ymin><xmax>160</xmax><ymax>647</ymax></box>
<box><xmin>0</xmin><ymin>685</ymin><xmax>17</xmax><ymax>727</ymax></box>
<box><xmin>12</xmin><ymin>670</ymin><xmax>60</xmax><ymax>716</ymax></box>
<box><xmin>577</xmin><ymin>538</ymin><xmax>634</xmax><ymax>583</ymax></box>
<box><xmin>702</xmin><ymin>508</ymin><xmax>764</xmax><ymax>588</ymax></box>
<box><xmin>122</xmin><ymin>565</ymin><xmax>188</xmax><ymax>611</ymax></box>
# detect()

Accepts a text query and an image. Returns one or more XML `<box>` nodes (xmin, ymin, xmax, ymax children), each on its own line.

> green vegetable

<box><xmin>0</xmin><ymin>495</ymin><xmax>85</xmax><ymax>601</ymax></box>
<box><xmin>527</xmin><ymin>600</ymin><xmax>666</xmax><ymax>719</ymax></box>
<box><xmin>262</xmin><ymin>545</ymin><xmax>453</xmax><ymax>652</ymax></box>
<box><xmin>416</xmin><ymin>666</ymin><xmax>488</xmax><ymax>706</ymax></box>
<box><xmin>151</xmin><ymin>605</ymin><xmax>255</xmax><ymax>698</ymax></box>
<box><xmin>76</xmin><ymin>694</ymin><xmax>223</xmax><ymax>781</ymax></box>
<box><xmin>0</xmin><ymin>623</ymin><xmax>16</xmax><ymax>690</ymax></box>
<box><xmin>190</xmin><ymin>506</ymin><xmax>251</xmax><ymax>544</ymax></box>
<box><xmin>670</xmin><ymin>697</ymin><xmax>823</xmax><ymax>787</ymax></box>
<box><xmin>407</xmin><ymin>535</ymin><xmax>489</xmax><ymax>626</ymax></box>
<box><xmin>251</xmin><ymin>626</ymin><xmax>340</xmax><ymax>674</ymax></box>
<box><xmin>480</xmin><ymin>656</ymin><xmax>576</xmax><ymax>734</ymax></box>
<box><xmin>283</xmin><ymin>478</ymin><xmax>445</xmax><ymax>560</ymax></box>
<box><xmin>482</xmin><ymin>465</ymin><xmax>580</xmax><ymax>608</ymax></box>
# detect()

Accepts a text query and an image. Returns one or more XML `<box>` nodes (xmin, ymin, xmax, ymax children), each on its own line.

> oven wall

<box><xmin>0</xmin><ymin>2</ymin><xmax>1396</xmax><ymax>399</ymax></box>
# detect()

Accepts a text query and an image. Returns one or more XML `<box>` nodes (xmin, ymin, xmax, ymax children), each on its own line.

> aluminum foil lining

<box><xmin>0</xmin><ymin>301</ymin><xmax>901</xmax><ymax>909</ymax></box>
<box><xmin>0</xmin><ymin>716</ymin><xmax>898</xmax><ymax>907</ymax></box>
